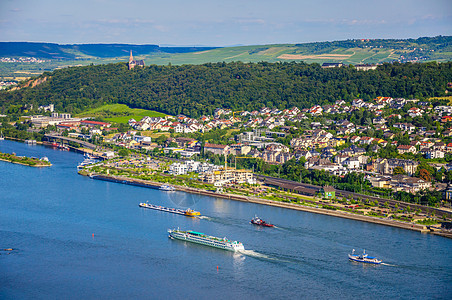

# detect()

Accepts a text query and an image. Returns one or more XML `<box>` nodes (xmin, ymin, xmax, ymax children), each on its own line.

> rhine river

<box><xmin>0</xmin><ymin>140</ymin><xmax>451</xmax><ymax>299</ymax></box>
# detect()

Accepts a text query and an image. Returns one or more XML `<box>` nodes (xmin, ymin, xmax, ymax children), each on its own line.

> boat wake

<box><xmin>381</xmin><ymin>262</ymin><xmax>396</xmax><ymax>267</ymax></box>
<box><xmin>237</xmin><ymin>249</ymin><xmax>278</xmax><ymax>261</ymax></box>
<box><xmin>197</xmin><ymin>216</ymin><xmax>212</xmax><ymax>221</ymax></box>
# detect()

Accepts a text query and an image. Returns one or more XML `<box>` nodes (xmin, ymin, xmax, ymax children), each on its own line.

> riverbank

<box><xmin>80</xmin><ymin>172</ymin><xmax>451</xmax><ymax>238</ymax></box>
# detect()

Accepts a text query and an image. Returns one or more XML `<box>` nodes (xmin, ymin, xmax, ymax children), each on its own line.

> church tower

<box><xmin>128</xmin><ymin>50</ymin><xmax>135</xmax><ymax>70</ymax></box>
<box><xmin>127</xmin><ymin>49</ymin><xmax>144</xmax><ymax>70</ymax></box>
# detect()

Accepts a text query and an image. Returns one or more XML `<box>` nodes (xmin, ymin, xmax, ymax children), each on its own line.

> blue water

<box><xmin>0</xmin><ymin>140</ymin><xmax>451</xmax><ymax>299</ymax></box>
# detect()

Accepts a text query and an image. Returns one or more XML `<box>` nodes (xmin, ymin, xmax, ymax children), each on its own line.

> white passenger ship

<box><xmin>168</xmin><ymin>229</ymin><xmax>245</xmax><ymax>252</ymax></box>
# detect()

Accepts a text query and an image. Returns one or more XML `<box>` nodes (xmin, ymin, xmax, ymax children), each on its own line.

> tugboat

<box><xmin>348</xmin><ymin>249</ymin><xmax>382</xmax><ymax>264</ymax></box>
<box><xmin>250</xmin><ymin>216</ymin><xmax>274</xmax><ymax>227</ymax></box>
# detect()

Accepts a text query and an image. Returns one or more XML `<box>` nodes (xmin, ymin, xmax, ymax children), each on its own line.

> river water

<box><xmin>0</xmin><ymin>140</ymin><xmax>451</xmax><ymax>299</ymax></box>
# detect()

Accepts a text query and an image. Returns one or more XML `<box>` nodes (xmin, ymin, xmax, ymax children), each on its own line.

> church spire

<box><xmin>129</xmin><ymin>50</ymin><xmax>133</xmax><ymax>63</ymax></box>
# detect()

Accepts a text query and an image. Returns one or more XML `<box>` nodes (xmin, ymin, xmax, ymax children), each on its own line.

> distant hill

<box><xmin>0</xmin><ymin>36</ymin><xmax>451</xmax><ymax>79</ymax></box>
<box><xmin>0</xmin><ymin>42</ymin><xmax>217</xmax><ymax>60</ymax></box>
<box><xmin>142</xmin><ymin>36</ymin><xmax>452</xmax><ymax>65</ymax></box>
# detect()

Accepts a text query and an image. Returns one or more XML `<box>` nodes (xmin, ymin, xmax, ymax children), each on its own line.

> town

<box><xmin>4</xmin><ymin>91</ymin><xmax>452</xmax><ymax>222</ymax></box>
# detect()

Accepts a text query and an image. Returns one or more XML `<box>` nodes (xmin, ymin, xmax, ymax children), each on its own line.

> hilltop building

<box><xmin>355</xmin><ymin>64</ymin><xmax>378</xmax><ymax>71</ymax></box>
<box><xmin>321</xmin><ymin>62</ymin><xmax>343</xmax><ymax>68</ymax></box>
<box><xmin>128</xmin><ymin>50</ymin><xmax>145</xmax><ymax>70</ymax></box>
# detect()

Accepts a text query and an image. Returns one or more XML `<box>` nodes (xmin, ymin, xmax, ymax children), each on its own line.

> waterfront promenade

<box><xmin>84</xmin><ymin>172</ymin><xmax>451</xmax><ymax>238</ymax></box>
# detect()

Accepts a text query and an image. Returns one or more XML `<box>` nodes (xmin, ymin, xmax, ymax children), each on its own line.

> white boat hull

<box><xmin>169</xmin><ymin>230</ymin><xmax>244</xmax><ymax>252</ymax></box>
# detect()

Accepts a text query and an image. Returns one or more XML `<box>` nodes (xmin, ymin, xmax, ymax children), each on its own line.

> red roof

<box><xmin>397</xmin><ymin>145</ymin><xmax>412</xmax><ymax>149</ymax></box>
<box><xmin>204</xmin><ymin>143</ymin><xmax>227</xmax><ymax>149</ymax></box>
<box><xmin>81</xmin><ymin>120</ymin><xmax>110</xmax><ymax>126</ymax></box>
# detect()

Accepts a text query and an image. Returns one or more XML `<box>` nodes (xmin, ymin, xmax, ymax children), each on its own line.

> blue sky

<box><xmin>1</xmin><ymin>0</ymin><xmax>451</xmax><ymax>46</ymax></box>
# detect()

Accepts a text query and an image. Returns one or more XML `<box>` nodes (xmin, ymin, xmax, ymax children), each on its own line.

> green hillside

<box><xmin>1</xmin><ymin>61</ymin><xmax>450</xmax><ymax>118</ymax></box>
<box><xmin>76</xmin><ymin>104</ymin><xmax>166</xmax><ymax>123</ymax></box>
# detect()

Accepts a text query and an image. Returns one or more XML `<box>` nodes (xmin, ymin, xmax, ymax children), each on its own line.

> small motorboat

<box><xmin>348</xmin><ymin>249</ymin><xmax>382</xmax><ymax>264</ymax></box>
<box><xmin>250</xmin><ymin>216</ymin><xmax>274</xmax><ymax>227</ymax></box>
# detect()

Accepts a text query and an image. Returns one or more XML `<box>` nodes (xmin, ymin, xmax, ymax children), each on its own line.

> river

<box><xmin>0</xmin><ymin>140</ymin><xmax>451</xmax><ymax>299</ymax></box>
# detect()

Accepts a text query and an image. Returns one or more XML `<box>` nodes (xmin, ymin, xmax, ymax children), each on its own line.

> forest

<box><xmin>0</xmin><ymin>61</ymin><xmax>451</xmax><ymax>118</ymax></box>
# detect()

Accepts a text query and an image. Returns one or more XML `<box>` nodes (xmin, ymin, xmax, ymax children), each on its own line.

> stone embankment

<box><xmin>81</xmin><ymin>172</ymin><xmax>452</xmax><ymax>238</ymax></box>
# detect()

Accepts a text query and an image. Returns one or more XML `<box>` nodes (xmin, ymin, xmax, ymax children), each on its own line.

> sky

<box><xmin>1</xmin><ymin>0</ymin><xmax>451</xmax><ymax>46</ymax></box>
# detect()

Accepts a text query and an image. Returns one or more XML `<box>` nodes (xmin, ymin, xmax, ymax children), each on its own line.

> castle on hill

<box><xmin>128</xmin><ymin>50</ymin><xmax>145</xmax><ymax>70</ymax></box>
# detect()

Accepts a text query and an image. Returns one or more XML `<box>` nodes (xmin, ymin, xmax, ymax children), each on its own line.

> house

<box><xmin>342</xmin><ymin>157</ymin><xmax>361</xmax><ymax>169</ymax></box>
<box><xmin>374</xmin><ymin>158</ymin><xmax>419</xmax><ymax>176</ymax></box>
<box><xmin>374</xmin><ymin>97</ymin><xmax>393</xmax><ymax>105</ymax></box>
<box><xmin>368</xmin><ymin>176</ymin><xmax>392</xmax><ymax>189</ymax></box>
<box><xmin>355</xmin><ymin>64</ymin><xmax>378</xmax><ymax>71</ymax></box>
<box><xmin>334</xmin><ymin>154</ymin><xmax>350</xmax><ymax>164</ymax></box>
<box><xmin>294</xmin><ymin>150</ymin><xmax>312</xmax><ymax>160</ymax></box>
<box><xmin>407</xmin><ymin>107</ymin><xmax>423</xmax><ymax>118</ymax></box>
<box><xmin>372</xmin><ymin>116</ymin><xmax>386</xmax><ymax>125</ymax></box>
<box><xmin>321</xmin><ymin>62</ymin><xmax>343</xmax><ymax>68</ymax></box>
<box><xmin>200</xmin><ymin>168</ymin><xmax>255</xmax><ymax>185</ymax></box>
<box><xmin>391</xmin><ymin>98</ymin><xmax>407</xmax><ymax>109</ymax></box>
<box><xmin>321</xmin><ymin>186</ymin><xmax>336</xmax><ymax>198</ymax></box>
<box><xmin>433</xmin><ymin>142</ymin><xmax>446</xmax><ymax>151</ymax></box>
<box><xmin>426</xmin><ymin>150</ymin><xmax>445</xmax><ymax>159</ymax></box>
<box><xmin>441</xmin><ymin>116</ymin><xmax>452</xmax><ymax>123</ymax></box>
<box><xmin>169</xmin><ymin>163</ymin><xmax>189</xmax><ymax>175</ymax></box>
<box><xmin>359</xmin><ymin>137</ymin><xmax>374</xmax><ymax>145</ymax></box>
<box><xmin>397</xmin><ymin>145</ymin><xmax>417</xmax><ymax>154</ymax></box>
<box><xmin>393</xmin><ymin>123</ymin><xmax>416</xmax><ymax>132</ymax></box>
<box><xmin>350</xmin><ymin>136</ymin><xmax>360</xmax><ymax>144</ymax></box>
<box><xmin>447</xmin><ymin>143</ymin><xmax>452</xmax><ymax>152</ymax></box>
<box><xmin>390</xmin><ymin>175</ymin><xmax>431</xmax><ymax>193</ymax></box>
<box><xmin>352</xmin><ymin>99</ymin><xmax>365</xmax><ymax>108</ymax></box>
<box><xmin>80</xmin><ymin>120</ymin><xmax>111</xmax><ymax>129</ymax></box>
<box><xmin>424</xmin><ymin>130</ymin><xmax>436</xmax><ymax>137</ymax></box>
<box><xmin>204</xmin><ymin>143</ymin><xmax>229</xmax><ymax>156</ymax></box>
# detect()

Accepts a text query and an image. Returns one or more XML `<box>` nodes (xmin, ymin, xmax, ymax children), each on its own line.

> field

<box><xmin>2</xmin><ymin>39</ymin><xmax>451</xmax><ymax>80</ymax></box>
<box><xmin>76</xmin><ymin>104</ymin><xmax>167</xmax><ymax>124</ymax></box>
<box><xmin>140</xmin><ymin>45</ymin><xmax>428</xmax><ymax>66</ymax></box>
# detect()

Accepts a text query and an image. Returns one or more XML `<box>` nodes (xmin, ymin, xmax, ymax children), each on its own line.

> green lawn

<box><xmin>76</xmin><ymin>104</ymin><xmax>167</xmax><ymax>124</ymax></box>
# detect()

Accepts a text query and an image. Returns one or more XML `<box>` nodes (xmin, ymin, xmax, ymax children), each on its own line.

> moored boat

<box><xmin>159</xmin><ymin>184</ymin><xmax>175</xmax><ymax>191</ymax></box>
<box><xmin>250</xmin><ymin>216</ymin><xmax>274</xmax><ymax>227</ymax></box>
<box><xmin>168</xmin><ymin>228</ymin><xmax>245</xmax><ymax>252</ymax></box>
<box><xmin>77</xmin><ymin>157</ymin><xmax>99</xmax><ymax>169</ymax></box>
<box><xmin>139</xmin><ymin>202</ymin><xmax>200</xmax><ymax>217</ymax></box>
<box><xmin>348</xmin><ymin>249</ymin><xmax>382</xmax><ymax>264</ymax></box>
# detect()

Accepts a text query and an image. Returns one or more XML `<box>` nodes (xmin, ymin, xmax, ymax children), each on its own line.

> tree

<box><xmin>419</xmin><ymin>169</ymin><xmax>432</xmax><ymax>182</ymax></box>
<box><xmin>118</xmin><ymin>149</ymin><xmax>129</xmax><ymax>157</ymax></box>
<box><xmin>393</xmin><ymin>166</ymin><xmax>406</xmax><ymax>175</ymax></box>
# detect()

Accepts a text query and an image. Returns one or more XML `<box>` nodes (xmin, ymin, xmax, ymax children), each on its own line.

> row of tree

<box><xmin>1</xmin><ymin>61</ymin><xmax>451</xmax><ymax>118</ymax></box>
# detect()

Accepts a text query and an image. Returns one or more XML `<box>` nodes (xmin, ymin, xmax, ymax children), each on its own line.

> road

<box><xmin>257</xmin><ymin>175</ymin><xmax>451</xmax><ymax>218</ymax></box>
<box><xmin>44</xmin><ymin>133</ymin><xmax>97</xmax><ymax>149</ymax></box>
